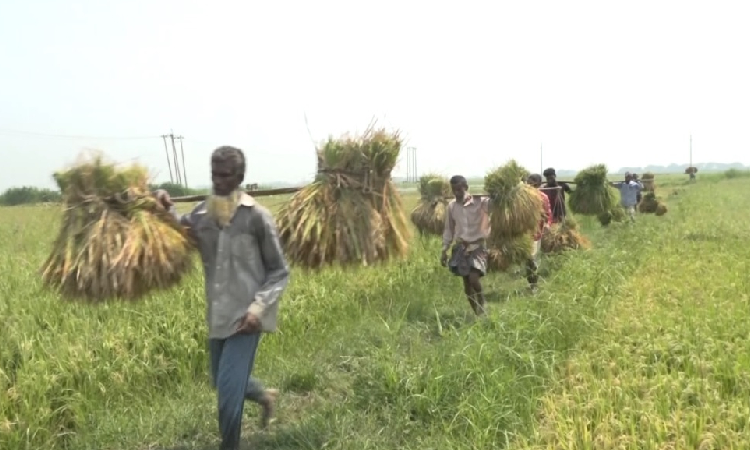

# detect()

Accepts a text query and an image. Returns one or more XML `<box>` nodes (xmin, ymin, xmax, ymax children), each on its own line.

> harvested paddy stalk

<box><xmin>276</xmin><ymin>126</ymin><xmax>410</xmax><ymax>269</ymax></box>
<box><xmin>542</xmin><ymin>217</ymin><xmax>591</xmax><ymax>253</ymax></box>
<box><xmin>484</xmin><ymin>160</ymin><xmax>541</xmax><ymax>239</ymax></box>
<box><xmin>638</xmin><ymin>192</ymin><xmax>659</xmax><ymax>213</ymax></box>
<box><xmin>641</xmin><ymin>172</ymin><xmax>655</xmax><ymax>192</ymax></box>
<box><xmin>685</xmin><ymin>166</ymin><xmax>698</xmax><ymax>175</ymax></box>
<box><xmin>410</xmin><ymin>174</ymin><xmax>450</xmax><ymax>236</ymax></box>
<box><xmin>569</xmin><ymin>164</ymin><xmax>617</xmax><ymax>216</ymax></box>
<box><xmin>655</xmin><ymin>203</ymin><xmax>668</xmax><ymax>216</ymax></box>
<box><xmin>41</xmin><ymin>154</ymin><xmax>194</xmax><ymax>301</ymax></box>
<box><xmin>487</xmin><ymin>234</ymin><xmax>533</xmax><ymax>273</ymax></box>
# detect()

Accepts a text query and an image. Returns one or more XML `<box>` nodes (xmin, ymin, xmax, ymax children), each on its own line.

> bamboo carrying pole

<box><xmin>169</xmin><ymin>182</ymin><xmax>578</xmax><ymax>203</ymax></box>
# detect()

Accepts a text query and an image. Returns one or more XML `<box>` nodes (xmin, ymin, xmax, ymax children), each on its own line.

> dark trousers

<box><xmin>209</xmin><ymin>333</ymin><xmax>266</xmax><ymax>450</ymax></box>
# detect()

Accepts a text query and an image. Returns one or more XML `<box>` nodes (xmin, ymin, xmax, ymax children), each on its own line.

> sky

<box><xmin>1</xmin><ymin>0</ymin><xmax>749</xmax><ymax>191</ymax></box>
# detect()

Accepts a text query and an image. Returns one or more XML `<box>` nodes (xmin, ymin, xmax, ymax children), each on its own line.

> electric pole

<box><xmin>161</xmin><ymin>135</ymin><xmax>174</xmax><ymax>183</ymax></box>
<box><xmin>689</xmin><ymin>134</ymin><xmax>693</xmax><ymax>167</ymax></box>
<box><xmin>540</xmin><ymin>143</ymin><xmax>543</xmax><ymax>174</ymax></box>
<box><xmin>161</xmin><ymin>131</ymin><xmax>187</xmax><ymax>187</ymax></box>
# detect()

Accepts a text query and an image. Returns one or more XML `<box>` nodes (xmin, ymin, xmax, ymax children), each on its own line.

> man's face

<box><xmin>211</xmin><ymin>158</ymin><xmax>242</xmax><ymax>196</ymax></box>
<box><xmin>545</xmin><ymin>175</ymin><xmax>556</xmax><ymax>185</ymax></box>
<box><xmin>451</xmin><ymin>182</ymin><xmax>467</xmax><ymax>200</ymax></box>
<box><xmin>625</xmin><ymin>174</ymin><xmax>632</xmax><ymax>182</ymax></box>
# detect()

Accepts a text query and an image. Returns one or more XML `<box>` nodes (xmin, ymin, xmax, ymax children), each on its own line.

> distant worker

<box><xmin>441</xmin><ymin>175</ymin><xmax>490</xmax><ymax>316</ymax></box>
<box><xmin>526</xmin><ymin>174</ymin><xmax>552</xmax><ymax>293</ymax></box>
<box><xmin>541</xmin><ymin>168</ymin><xmax>572</xmax><ymax>223</ymax></box>
<box><xmin>611</xmin><ymin>172</ymin><xmax>643</xmax><ymax>222</ymax></box>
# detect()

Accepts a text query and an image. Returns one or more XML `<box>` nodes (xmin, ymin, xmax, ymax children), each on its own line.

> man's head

<box><xmin>527</xmin><ymin>173</ymin><xmax>543</xmax><ymax>188</ymax></box>
<box><xmin>542</xmin><ymin>168</ymin><xmax>556</xmax><ymax>185</ymax></box>
<box><xmin>624</xmin><ymin>171</ymin><xmax>633</xmax><ymax>182</ymax></box>
<box><xmin>211</xmin><ymin>146</ymin><xmax>246</xmax><ymax>196</ymax></box>
<box><xmin>208</xmin><ymin>146</ymin><xmax>246</xmax><ymax>228</ymax></box>
<box><xmin>449</xmin><ymin>175</ymin><xmax>469</xmax><ymax>201</ymax></box>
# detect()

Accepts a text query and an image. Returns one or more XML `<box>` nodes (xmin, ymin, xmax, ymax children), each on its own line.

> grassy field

<box><xmin>2</xmin><ymin>172</ymin><xmax>750</xmax><ymax>449</ymax></box>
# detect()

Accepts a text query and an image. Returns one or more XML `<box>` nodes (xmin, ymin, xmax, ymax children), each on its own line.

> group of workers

<box><xmin>440</xmin><ymin>168</ymin><xmax>643</xmax><ymax>316</ymax></box>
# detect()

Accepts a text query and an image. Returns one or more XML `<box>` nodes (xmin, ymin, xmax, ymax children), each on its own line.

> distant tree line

<box><xmin>0</xmin><ymin>182</ymin><xmax>207</xmax><ymax>206</ymax></box>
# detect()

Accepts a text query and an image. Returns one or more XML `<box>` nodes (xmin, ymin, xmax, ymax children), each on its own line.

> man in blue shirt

<box><xmin>612</xmin><ymin>172</ymin><xmax>643</xmax><ymax>222</ymax></box>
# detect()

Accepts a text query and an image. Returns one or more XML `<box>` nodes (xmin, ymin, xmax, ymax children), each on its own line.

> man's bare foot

<box><xmin>260</xmin><ymin>389</ymin><xmax>279</xmax><ymax>429</ymax></box>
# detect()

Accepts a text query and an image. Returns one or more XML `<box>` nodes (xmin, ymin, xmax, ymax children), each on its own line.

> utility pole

<box><xmin>161</xmin><ymin>135</ymin><xmax>174</xmax><ymax>183</ymax></box>
<box><xmin>405</xmin><ymin>146</ymin><xmax>418</xmax><ymax>182</ymax></box>
<box><xmin>413</xmin><ymin>146</ymin><xmax>417</xmax><ymax>182</ymax></box>
<box><xmin>689</xmin><ymin>134</ymin><xmax>693</xmax><ymax>167</ymax></box>
<box><xmin>161</xmin><ymin>130</ymin><xmax>187</xmax><ymax>187</ymax></box>
<box><xmin>540</xmin><ymin>143</ymin><xmax>543</xmax><ymax>174</ymax></box>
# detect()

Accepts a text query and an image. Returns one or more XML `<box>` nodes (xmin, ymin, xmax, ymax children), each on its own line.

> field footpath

<box><xmin>507</xmin><ymin>179</ymin><xmax>750</xmax><ymax>450</ymax></box>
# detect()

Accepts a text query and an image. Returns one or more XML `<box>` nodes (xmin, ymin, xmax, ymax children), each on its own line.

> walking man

<box><xmin>156</xmin><ymin>146</ymin><xmax>290</xmax><ymax>450</ymax></box>
<box><xmin>611</xmin><ymin>172</ymin><xmax>643</xmax><ymax>222</ymax></box>
<box><xmin>526</xmin><ymin>174</ymin><xmax>552</xmax><ymax>293</ymax></box>
<box><xmin>541</xmin><ymin>168</ymin><xmax>572</xmax><ymax>223</ymax></box>
<box><xmin>441</xmin><ymin>175</ymin><xmax>490</xmax><ymax>315</ymax></box>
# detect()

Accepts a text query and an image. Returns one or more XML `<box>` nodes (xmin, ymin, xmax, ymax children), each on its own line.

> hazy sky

<box><xmin>1</xmin><ymin>0</ymin><xmax>749</xmax><ymax>191</ymax></box>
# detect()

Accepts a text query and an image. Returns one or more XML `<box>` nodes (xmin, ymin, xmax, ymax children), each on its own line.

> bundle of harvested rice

<box><xmin>487</xmin><ymin>234</ymin><xmax>533</xmax><ymax>273</ymax></box>
<box><xmin>685</xmin><ymin>167</ymin><xmax>698</xmax><ymax>175</ymax></box>
<box><xmin>541</xmin><ymin>217</ymin><xmax>591</xmax><ymax>253</ymax></box>
<box><xmin>655</xmin><ymin>203</ymin><xmax>668</xmax><ymax>216</ymax></box>
<box><xmin>641</xmin><ymin>172</ymin><xmax>655</xmax><ymax>191</ymax></box>
<box><xmin>597</xmin><ymin>206</ymin><xmax>627</xmax><ymax>226</ymax></box>
<box><xmin>569</xmin><ymin>164</ymin><xmax>617</xmax><ymax>215</ymax></box>
<box><xmin>484</xmin><ymin>160</ymin><xmax>541</xmax><ymax>238</ymax></box>
<box><xmin>276</xmin><ymin>125</ymin><xmax>410</xmax><ymax>269</ymax></box>
<box><xmin>410</xmin><ymin>174</ymin><xmax>450</xmax><ymax>236</ymax></box>
<box><xmin>638</xmin><ymin>192</ymin><xmax>659</xmax><ymax>213</ymax></box>
<box><xmin>41</xmin><ymin>154</ymin><xmax>194</xmax><ymax>301</ymax></box>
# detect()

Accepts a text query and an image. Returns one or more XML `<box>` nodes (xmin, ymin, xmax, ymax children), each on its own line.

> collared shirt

<box><xmin>541</xmin><ymin>182</ymin><xmax>572</xmax><ymax>223</ymax></box>
<box><xmin>172</xmin><ymin>193</ymin><xmax>290</xmax><ymax>339</ymax></box>
<box><xmin>613</xmin><ymin>180</ymin><xmax>643</xmax><ymax>207</ymax></box>
<box><xmin>442</xmin><ymin>194</ymin><xmax>490</xmax><ymax>251</ymax></box>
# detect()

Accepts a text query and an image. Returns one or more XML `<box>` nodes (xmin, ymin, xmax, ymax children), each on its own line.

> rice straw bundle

<box><xmin>569</xmin><ymin>164</ymin><xmax>617</xmax><ymax>215</ymax></box>
<box><xmin>276</xmin><ymin>125</ymin><xmax>410</xmax><ymax>269</ymax></box>
<box><xmin>641</xmin><ymin>172</ymin><xmax>655</xmax><ymax>192</ymax></box>
<box><xmin>41</xmin><ymin>153</ymin><xmax>194</xmax><ymax>301</ymax></box>
<box><xmin>685</xmin><ymin>167</ymin><xmax>698</xmax><ymax>175</ymax></box>
<box><xmin>655</xmin><ymin>203</ymin><xmax>668</xmax><ymax>216</ymax></box>
<box><xmin>597</xmin><ymin>206</ymin><xmax>627</xmax><ymax>226</ymax></box>
<box><xmin>410</xmin><ymin>174</ymin><xmax>451</xmax><ymax>236</ymax></box>
<box><xmin>541</xmin><ymin>217</ymin><xmax>591</xmax><ymax>253</ymax></box>
<box><xmin>638</xmin><ymin>192</ymin><xmax>659</xmax><ymax>213</ymax></box>
<box><xmin>484</xmin><ymin>161</ymin><xmax>542</xmax><ymax>239</ymax></box>
<box><xmin>487</xmin><ymin>234</ymin><xmax>533</xmax><ymax>273</ymax></box>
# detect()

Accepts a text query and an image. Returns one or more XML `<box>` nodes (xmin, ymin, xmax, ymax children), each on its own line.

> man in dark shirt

<box><xmin>541</xmin><ymin>167</ymin><xmax>572</xmax><ymax>223</ymax></box>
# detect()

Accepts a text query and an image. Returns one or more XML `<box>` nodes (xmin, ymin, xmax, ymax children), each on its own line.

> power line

<box><xmin>0</xmin><ymin>127</ymin><xmax>160</xmax><ymax>140</ymax></box>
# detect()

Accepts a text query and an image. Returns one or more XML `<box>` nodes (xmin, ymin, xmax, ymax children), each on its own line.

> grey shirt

<box><xmin>172</xmin><ymin>193</ymin><xmax>290</xmax><ymax>339</ymax></box>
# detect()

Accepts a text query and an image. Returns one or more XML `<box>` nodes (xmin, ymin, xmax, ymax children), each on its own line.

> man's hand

<box><xmin>154</xmin><ymin>189</ymin><xmax>173</xmax><ymax>210</ymax></box>
<box><xmin>237</xmin><ymin>312</ymin><xmax>262</xmax><ymax>334</ymax></box>
<box><xmin>440</xmin><ymin>249</ymin><xmax>448</xmax><ymax>266</ymax></box>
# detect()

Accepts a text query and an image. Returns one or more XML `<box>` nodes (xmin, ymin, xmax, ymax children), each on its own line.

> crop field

<box><xmin>2</xmin><ymin>172</ymin><xmax>750</xmax><ymax>449</ymax></box>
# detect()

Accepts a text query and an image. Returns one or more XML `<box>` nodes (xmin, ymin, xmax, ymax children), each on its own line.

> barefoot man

<box><xmin>156</xmin><ymin>146</ymin><xmax>290</xmax><ymax>450</ymax></box>
<box><xmin>441</xmin><ymin>175</ymin><xmax>490</xmax><ymax>315</ymax></box>
<box><xmin>526</xmin><ymin>174</ymin><xmax>552</xmax><ymax>293</ymax></box>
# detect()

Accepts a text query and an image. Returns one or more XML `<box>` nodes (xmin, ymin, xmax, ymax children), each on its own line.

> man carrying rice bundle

<box><xmin>542</xmin><ymin>167</ymin><xmax>572</xmax><ymax>223</ymax></box>
<box><xmin>156</xmin><ymin>146</ymin><xmax>289</xmax><ymax>450</ymax></box>
<box><xmin>526</xmin><ymin>174</ymin><xmax>552</xmax><ymax>293</ymax></box>
<box><xmin>441</xmin><ymin>175</ymin><xmax>491</xmax><ymax>316</ymax></box>
<box><xmin>611</xmin><ymin>172</ymin><xmax>643</xmax><ymax>223</ymax></box>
